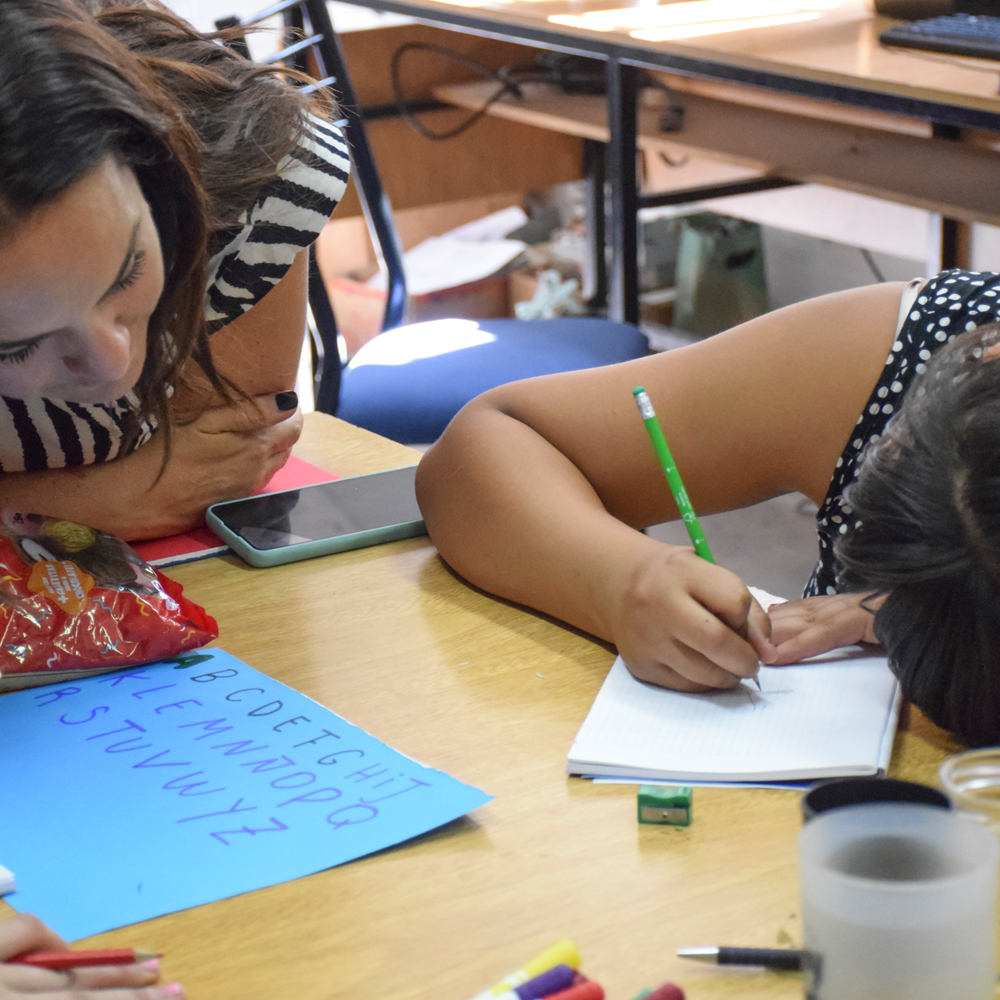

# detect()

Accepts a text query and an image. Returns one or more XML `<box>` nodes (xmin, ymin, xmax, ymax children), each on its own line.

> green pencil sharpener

<box><xmin>638</xmin><ymin>785</ymin><xmax>692</xmax><ymax>826</ymax></box>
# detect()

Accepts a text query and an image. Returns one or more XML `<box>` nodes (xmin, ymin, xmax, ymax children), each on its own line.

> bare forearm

<box><xmin>418</xmin><ymin>395</ymin><xmax>773</xmax><ymax>689</ymax></box>
<box><xmin>0</xmin><ymin>442</ymin><xmax>173</xmax><ymax>540</ymax></box>
<box><xmin>417</xmin><ymin>401</ymin><xmax>654</xmax><ymax>643</ymax></box>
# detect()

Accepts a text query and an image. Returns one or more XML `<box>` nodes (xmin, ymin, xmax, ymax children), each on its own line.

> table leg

<box><xmin>304</xmin><ymin>0</ymin><xmax>409</xmax><ymax>331</ymax></box>
<box><xmin>931</xmin><ymin>122</ymin><xmax>971</xmax><ymax>271</ymax></box>
<box><xmin>606</xmin><ymin>59</ymin><xmax>640</xmax><ymax>325</ymax></box>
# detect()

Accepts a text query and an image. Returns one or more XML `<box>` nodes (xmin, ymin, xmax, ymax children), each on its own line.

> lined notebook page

<box><xmin>568</xmin><ymin>649</ymin><xmax>900</xmax><ymax>782</ymax></box>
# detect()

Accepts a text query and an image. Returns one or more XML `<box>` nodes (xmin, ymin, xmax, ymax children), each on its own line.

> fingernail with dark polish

<box><xmin>275</xmin><ymin>390</ymin><xmax>298</xmax><ymax>411</ymax></box>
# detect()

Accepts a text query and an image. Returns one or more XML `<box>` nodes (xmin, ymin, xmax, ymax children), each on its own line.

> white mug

<box><xmin>799</xmin><ymin>802</ymin><xmax>998</xmax><ymax>1000</ymax></box>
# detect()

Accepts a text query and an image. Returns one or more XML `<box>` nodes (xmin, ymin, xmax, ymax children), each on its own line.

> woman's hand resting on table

<box><xmin>0</xmin><ymin>913</ymin><xmax>182</xmax><ymax>999</ymax></box>
<box><xmin>766</xmin><ymin>592</ymin><xmax>883</xmax><ymax>664</ymax></box>
<box><xmin>123</xmin><ymin>391</ymin><xmax>304</xmax><ymax>539</ymax></box>
<box><xmin>611</xmin><ymin>542</ymin><xmax>779</xmax><ymax>692</ymax></box>
<box><xmin>0</xmin><ymin>392</ymin><xmax>302</xmax><ymax>541</ymax></box>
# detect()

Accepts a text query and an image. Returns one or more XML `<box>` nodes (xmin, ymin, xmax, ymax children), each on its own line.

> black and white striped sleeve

<box><xmin>0</xmin><ymin>393</ymin><xmax>155</xmax><ymax>472</ymax></box>
<box><xmin>204</xmin><ymin>114</ymin><xmax>350</xmax><ymax>330</ymax></box>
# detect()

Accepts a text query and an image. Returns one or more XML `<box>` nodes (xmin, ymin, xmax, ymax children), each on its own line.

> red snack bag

<box><xmin>0</xmin><ymin>510</ymin><xmax>217</xmax><ymax>689</ymax></box>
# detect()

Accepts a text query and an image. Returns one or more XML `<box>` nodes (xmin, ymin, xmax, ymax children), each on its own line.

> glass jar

<box><xmin>939</xmin><ymin>748</ymin><xmax>1000</xmax><ymax>834</ymax></box>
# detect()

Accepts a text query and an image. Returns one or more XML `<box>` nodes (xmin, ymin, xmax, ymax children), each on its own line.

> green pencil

<box><xmin>632</xmin><ymin>385</ymin><xmax>760</xmax><ymax>689</ymax></box>
<box><xmin>632</xmin><ymin>386</ymin><xmax>714</xmax><ymax>561</ymax></box>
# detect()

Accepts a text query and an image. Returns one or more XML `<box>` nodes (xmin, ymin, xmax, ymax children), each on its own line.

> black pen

<box><xmin>676</xmin><ymin>946</ymin><xmax>804</xmax><ymax>971</ymax></box>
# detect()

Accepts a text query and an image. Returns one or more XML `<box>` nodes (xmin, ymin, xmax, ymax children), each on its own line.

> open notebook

<box><xmin>568</xmin><ymin>589</ymin><xmax>901</xmax><ymax>785</ymax></box>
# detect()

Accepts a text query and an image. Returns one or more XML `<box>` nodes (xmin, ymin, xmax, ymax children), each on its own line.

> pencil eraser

<box><xmin>0</xmin><ymin>864</ymin><xmax>15</xmax><ymax>895</ymax></box>
<box><xmin>647</xmin><ymin>984</ymin><xmax>684</xmax><ymax>1000</ymax></box>
<box><xmin>637</xmin><ymin>785</ymin><xmax>692</xmax><ymax>826</ymax></box>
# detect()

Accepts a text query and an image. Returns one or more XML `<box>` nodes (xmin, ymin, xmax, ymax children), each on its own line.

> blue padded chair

<box><xmin>338</xmin><ymin>316</ymin><xmax>648</xmax><ymax>443</ymax></box>
<box><xmin>251</xmin><ymin>0</ymin><xmax>649</xmax><ymax>442</ymax></box>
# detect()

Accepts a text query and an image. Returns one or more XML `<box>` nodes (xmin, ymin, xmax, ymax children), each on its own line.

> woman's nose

<box><xmin>61</xmin><ymin>315</ymin><xmax>133</xmax><ymax>382</ymax></box>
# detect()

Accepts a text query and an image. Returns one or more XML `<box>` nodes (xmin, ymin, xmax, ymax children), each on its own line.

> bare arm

<box><xmin>174</xmin><ymin>249</ymin><xmax>309</xmax><ymax>405</ymax></box>
<box><xmin>416</xmin><ymin>283</ymin><xmax>903</xmax><ymax>688</ymax></box>
<box><xmin>0</xmin><ymin>252</ymin><xmax>310</xmax><ymax>538</ymax></box>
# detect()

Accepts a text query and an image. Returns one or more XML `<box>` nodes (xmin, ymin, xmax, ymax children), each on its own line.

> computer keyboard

<box><xmin>881</xmin><ymin>13</ymin><xmax>1000</xmax><ymax>61</ymax></box>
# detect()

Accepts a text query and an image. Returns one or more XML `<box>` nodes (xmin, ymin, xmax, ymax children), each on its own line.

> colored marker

<box><xmin>542</xmin><ymin>983</ymin><xmax>604</xmax><ymax>1000</ymax></box>
<box><xmin>469</xmin><ymin>940</ymin><xmax>581</xmax><ymax>1000</ymax></box>
<box><xmin>632</xmin><ymin>386</ymin><xmax>760</xmax><ymax>690</ymax></box>
<box><xmin>11</xmin><ymin>949</ymin><xmax>162</xmax><ymax>971</ymax></box>
<box><xmin>645</xmin><ymin>985</ymin><xmax>685</xmax><ymax>1000</ymax></box>
<box><xmin>676</xmin><ymin>946</ymin><xmax>803</xmax><ymax>971</ymax></box>
<box><xmin>494</xmin><ymin>964</ymin><xmax>577</xmax><ymax>1000</ymax></box>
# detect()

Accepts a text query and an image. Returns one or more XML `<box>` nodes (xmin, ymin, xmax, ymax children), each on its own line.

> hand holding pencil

<box><xmin>612</xmin><ymin>388</ymin><xmax>776</xmax><ymax>693</ymax></box>
<box><xmin>0</xmin><ymin>913</ymin><xmax>182</xmax><ymax>999</ymax></box>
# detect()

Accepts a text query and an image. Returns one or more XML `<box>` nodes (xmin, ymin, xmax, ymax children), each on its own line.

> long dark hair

<box><xmin>837</xmin><ymin>323</ymin><xmax>1000</xmax><ymax>746</ymax></box>
<box><xmin>0</xmin><ymin>0</ymin><xmax>319</xmax><ymax>451</ymax></box>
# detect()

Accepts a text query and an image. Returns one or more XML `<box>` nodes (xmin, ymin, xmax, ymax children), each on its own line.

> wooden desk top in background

<box><xmin>332</xmin><ymin>0</ymin><xmax>1000</xmax><ymax>125</ymax></box>
<box><xmin>1</xmin><ymin>413</ymin><xmax>960</xmax><ymax>1000</ymax></box>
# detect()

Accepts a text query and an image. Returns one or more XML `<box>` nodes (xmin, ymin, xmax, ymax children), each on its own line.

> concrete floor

<box><xmin>646</xmin><ymin>492</ymin><xmax>820</xmax><ymax>600</ymax></box>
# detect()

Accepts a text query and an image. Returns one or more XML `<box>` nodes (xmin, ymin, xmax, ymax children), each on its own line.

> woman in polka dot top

<box><xmin>418</xmin><ymin>270</ymin><xmax>1000</xmax><ymax>746</ymax></box>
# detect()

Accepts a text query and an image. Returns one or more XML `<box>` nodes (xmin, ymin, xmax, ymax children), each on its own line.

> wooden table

<box><xmin>326</xmin><ymin>0</ymin><xmax>1000</xmax><ymax>323</ymax></box>
<box><xmin>1</xmin><ymin>413</ymin><xmax>962</xmax><ymax>1000</ymax></box>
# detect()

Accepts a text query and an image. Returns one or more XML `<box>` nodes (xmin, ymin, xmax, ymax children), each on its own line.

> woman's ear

<box><xmin>983</xmin><ymin>342</ymin><xmax>1000</xmax><ymax>362</ymax></box>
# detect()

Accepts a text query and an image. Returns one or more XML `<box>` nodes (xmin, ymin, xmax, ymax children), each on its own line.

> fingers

<box><xmin>627</xmin><ymin>634</ymin><xmax>747</xmax><ymax>692</ymax></box>
<box><xmin>768</xmin><ymin>593</ymin><xmax>881</xmax><ymax>664</ymax></box>
<box><xmin>0</xmin><ymin>961</ymin><xmax>180</xmax><ymax>999</ymax></box>
<box><xmin>684</xmin><ymin>569</ymin><xmax>765</xmax><ymax>681</ymax></box>
<box><xmin>62</xmin><ymin>961</ymin><xmax>160</xmax><ymax>991</ymax></box>
<box><xmin>188</xmin><ymin>392</ymin><xmax>300</xmax><ymax>435</ymax></box>
<box><xmin>30</xmin><ymin>985</ymin><xmax>182</xmax><ymax>999</ymax></box>
<box><xmin>0</xmin><ymin>914</ymin><xmax>67</xmax><ymax>962</ymax></box>
<box><xmin>0</xmin><ymin>962</ymin><xmax>161</xmax><ymax>994</ymax></box>
<box><xmin>745</xmin><ymin>600</ymin><xmax>778</xmax><ymax>665</ymax></box>
<box><xmin>618</xmin><ymin>546</ymin><xmax>766</xmax><ymax>690</ymax></box>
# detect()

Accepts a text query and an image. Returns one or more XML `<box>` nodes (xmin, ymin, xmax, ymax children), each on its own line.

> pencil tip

<box><xmin>677</xmin><ymin>947</ymin><xmax>719</xmax><ymax>963</ymax></box>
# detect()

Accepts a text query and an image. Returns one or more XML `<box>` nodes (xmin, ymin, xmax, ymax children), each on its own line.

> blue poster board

<box><xmin>0</xmin><ymin>650</ymin><xmax>491</xmax><ymax>940</ymax></box>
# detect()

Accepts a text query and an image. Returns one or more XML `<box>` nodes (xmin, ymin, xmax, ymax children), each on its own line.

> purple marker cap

<box><xmin>514</xmin><ymin>964</ymin><xmax>576</xmax><ymax>1000</ymax></box>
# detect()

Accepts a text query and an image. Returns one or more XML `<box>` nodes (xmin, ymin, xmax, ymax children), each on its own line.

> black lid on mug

<box><xmin>801</xmin><ymin>777</ymin><xmax>951</xmax><ymax>822</ymax></box>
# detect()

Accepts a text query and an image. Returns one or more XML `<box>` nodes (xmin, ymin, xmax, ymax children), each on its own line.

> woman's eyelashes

<box><xmin>0</xmin><ymin>340</ymin><xmax>42</xmax><ymax>365</ymax></box>
<box><xmin>112</xmin><ymin>248</ymin><xmax>147</xmax><ymax>294</ymax></box>
<box><xmin>0</xmin><ymin>249</ymin><xmax>149</xmax><ymax>366</ymax></box>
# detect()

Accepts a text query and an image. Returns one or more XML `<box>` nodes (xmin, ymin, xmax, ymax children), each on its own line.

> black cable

<box><xmin>861</xmin><ymin>247</ymin><xmax>887</xmax><ymax>283</ymax></box>
<box><xmin>390</xmin><ymin>43</ymin><xmax>687</xmax><ymax>143</ymax></box>
<box><xmin>390</xmin><ymin>42</ymin><xmax>538</xmax><ymax>141</ymax></box>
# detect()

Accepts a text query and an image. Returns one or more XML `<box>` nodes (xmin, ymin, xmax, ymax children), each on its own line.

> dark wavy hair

<box><xmin>0</xmin><ymin>0</ymin><xmax>321</xmax><ymax>453</ymax></box>
<box><xmin>837</xmin><ymin>322</ymin><xmax>1000</xmax><ymax>746</ymax></box>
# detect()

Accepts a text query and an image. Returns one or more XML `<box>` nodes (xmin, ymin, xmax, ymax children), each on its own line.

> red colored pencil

<box><xmin>10</xmin><ymin>949</ymin><xmax>161</xmax><ymax>971</ymax></box>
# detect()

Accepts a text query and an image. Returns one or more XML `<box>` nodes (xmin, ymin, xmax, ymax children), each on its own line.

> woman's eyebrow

<box><xmin>98</xmin><ymin>219</ymin><xmax>141</xmax><ymax>303</ymax></box>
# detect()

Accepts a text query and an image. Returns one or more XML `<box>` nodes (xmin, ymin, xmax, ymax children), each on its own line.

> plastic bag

<box><xmin>0</xmin><ymin>510</ymin><xmax>217</xmax><ymax>689</ymax></box>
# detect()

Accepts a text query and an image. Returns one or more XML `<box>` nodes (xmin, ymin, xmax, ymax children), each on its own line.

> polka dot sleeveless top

<box><xmin>804</xmin><ymin>269</ymin><xmax>1000</xmax><ymax>597</ymax></box>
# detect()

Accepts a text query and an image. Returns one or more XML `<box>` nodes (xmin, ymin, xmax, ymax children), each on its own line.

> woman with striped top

<box><xmin>0</xmin><ymin>0</ymin><xmax>348</xmax><ymax>540</ymax></box>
